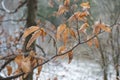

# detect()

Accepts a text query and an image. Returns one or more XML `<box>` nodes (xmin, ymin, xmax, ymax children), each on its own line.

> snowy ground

<box><xmin>34</xmin><ymin>58</ymin><xmax>115</xmax><ymax>80</ymax></box>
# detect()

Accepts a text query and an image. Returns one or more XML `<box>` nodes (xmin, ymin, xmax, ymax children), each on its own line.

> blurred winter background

<box><xmin>0</xmin><ymin>0</ymin><xmax>120</xmax><ymax>80</ymax></box>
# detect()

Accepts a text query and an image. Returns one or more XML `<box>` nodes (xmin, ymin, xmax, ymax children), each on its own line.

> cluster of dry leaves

<box><xmin>0</xmin><ymin>0</ymin><xmax>111</xmax><ymax>79</ymax></box>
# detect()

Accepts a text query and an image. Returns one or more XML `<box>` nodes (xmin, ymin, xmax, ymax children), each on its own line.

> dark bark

<box><xmin>23</xmin><ymin>0</ymin><xmax>37</xmax><ymax>80</ymax></box>
<box><xmin>98</xmin><ymin>37</ymin><xmax>108</xmax><ymax>80</ymax></box>
<box><xmin>23</xmin><ymin>0</ymin><xmax>37</xmax><ymax>52</ymax></box>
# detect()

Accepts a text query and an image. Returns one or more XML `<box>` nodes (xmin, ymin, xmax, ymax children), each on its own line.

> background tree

<box><xmin>0</xmin><ymin>0</ymin><xmax>120</xmax><ymax>80</ymax></box>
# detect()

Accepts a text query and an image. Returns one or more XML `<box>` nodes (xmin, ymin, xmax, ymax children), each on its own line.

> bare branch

<box><xmin>0</xmin><ymin>19</ymin><xmax>26</xmax><ymax>23</ymax></box>
<box><xmin>36</xmin><ymin>44</ymin><xmax>46</xmax><ymax>57</ymax></box>
<box><xmin>1</xmin><ymin>0</ymin><xmax>27</xmax><ymax>14</ymax></box>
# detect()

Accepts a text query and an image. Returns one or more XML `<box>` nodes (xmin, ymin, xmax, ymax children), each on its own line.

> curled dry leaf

<box><xmin>29</xmin><ymin>50</ymin><xmax>36</xmax><ymax>57</ymax></box>
<box><xmin>64</xmin><ymin>0</ymin><xmax>70</xmax><ymax>6</ymax></box>
<box><xmin>93</xmin><ymin>23</ymin><xmax>101</xmax><ymax>35</ymax></box>
<box><xmin>22</xmin><ymin>26</ymin><xmax>39</xmax><ymax>38</ymax></box>
<box><xmin>68</xmin><ymin>50</ymin><xmax>73</xmax><ymax>64</ymax></box>
<box><xmin>56</xmin><ymin>24</ymin><xmax>67</xmax><ymax>40</ymax></box>
<box><xmin>69</xmin><ymin>28</ymin><xmax>76</xmax><ymax>39</ymax></box>
<box><xmin>21</xmin><ymin>57</ymin><xmax>31</xmax><ymax>73</ymax></box>
<box><xmin>62</xmin><ymin>28</ymin><xmax>69</xmax><ymax>45</ymax></box>
<box><xmin>79</xmin><ymin>22</ymin><xmax>89</xmax><ymax>32</ymax></box>
<box><xmin>13</xmin><ymin>68</ymin><xmax>21</xmax><ymax>75</ymax></box>
<box><xmin>40</xmin><ymin>28</ymin><xmax>47</xmax><ymax>42</ymax></box>
<box><xmin>58</xmin><ymin>45</ymin><xmax>66</xmax><ymax>54</ymax></box>
<box><xmin>86</xmin><ymin>35</ymin><xmax>93</xmax><ymax>47</ymax></box>
<box><xmin>31</xmin><ymin>59</ymin><xmax>37</xmax><ymax>67</ymax></box>
<box><xmin>68</xmin><ymin>11</ymin><xmax>81</xmax><ymax>22</ymax></box>
<box><xmin>37</xmin><ymin>66</ymin><xmax>42</xmax><ymax>76</ymax></box>
<box><xmin>78</xmin><ymin>11</ymin><xmax>89</xmax><ymax>21</ymax></box>
<box><xmin>14</xmin><ymin>54</ymin><xmax>24</xmax><ymax>66</ymax></box>
<box><xmin>100</xmin><ymin>24</ymin><xmax>111</xmax><ymax>32</ymax></box>
<box><xmin>27</xmin><ymin>29</ymin><xmax>42</xmax><ymax>48</ymax></box>
<box><xmin>68</xmin><ymin>11</ymin><xmax>89</xmax><ymax>22</ymax></box>
<box><xmin>57</xmin><ymin>5</ymin><xmax>68</xmax><ymax>16</ymax></box>
<box><xmin>36</xmin><ymin>59</ymin><xmax>43</xmax><ymax>76</ymax></box>
<box><xmin>80</xmin><ymin>2</ymin><xmax>90</xmax><ymax>9</ymax></box>
<box><xmin>6</xmin><ymin>66</ymin><xmax>12</xmax><ymax>76</ymax></box>
<box><xmin>94</xmin><ymin>37</ymin><xmax>99</xmax><ymax>48</ymax></box>
<box><xmin>93</xmin><ymin>22</ymin><xmax>111</xmax><ymax>35</ymax></box>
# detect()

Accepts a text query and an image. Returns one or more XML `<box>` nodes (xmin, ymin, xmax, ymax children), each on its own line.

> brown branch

<box><xmin>0</xmin><ymin>18</ymin><xmax>118</xmax><ymax>80</ymax></box>
<box><xmin>36</xmin><ymin>44</ymin><xmax>46</xmax><ymax>57</ymax></box>
<box><xmin>0</xmin><ymin>19</ymin><xmax>26</xmax><ymax>23</ymax></box>
<box><xmin>0</xmin><ymin>58</ymin><xmax>14</xmax><ymax>72</ymax></box>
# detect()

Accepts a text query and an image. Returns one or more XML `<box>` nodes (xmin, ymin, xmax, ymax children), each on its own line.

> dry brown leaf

<box><xmin>21</xmin><ymin>57</ymin><xmax>31</xmax><ymax>73</ymax></box>
<box><xmin>100</xmin><ymin>24</ymin><xmax>111</xmax><ymax>32</ymax></box>
<box><xmin>93</xmin><ymin>23</ymin><xmax>101</xmax><ymax>35</ymax></box>
<box><xmin>40</xmin><ymin>28</ymin><xmax>47</xmax><ymax>42</ymax></box>
<box><xmin>64</xmin><ymin>0</ymin><xmax>70</xmax><ymax>6</ymax></box>
<box><xmin>57</xmin><ymin>5</ymin><xmax>68</xmax><ymax>16</ymax></box>
<box><xmin>78</xmin><ymin>11</ymin><xmax>89</xmax><ymax>20</ymax></box>
<box><xmin>68</xmin><ymin>11</ymin><xmax>88</xmax><ymax>22</ymax></box>
<box><xmin>22</xmin><ymin>26</ymin><xmax>39</xmax><ymax>38</ymax></box>
<box><xmin>94</xmin><ymin>37</ymin><xmax>99</xmax><ymax>48</ymax></box>
<box><xmin>14</xmin><ymin>54</ymin><xmax>24</xmax><ymax>66</ymax></box>
<box><xmin>79</xmin><ymin>23</ymin><xmax>89</xmax><ymax>32</ymax></box>
<box><xmin>6</xmin><ymin>66</ymin><xmax>12</xmax><ymax>76</ymax></box>
<box><xmin>87</xmin><ymin>36</ymin><xmax>93</xmax><ymax>47</ymax></box>
<box><xmin>68</xmin><ymin>11</ymin><xmax>81</xmax><ymax>22</ymax></box>
<box><xmin>69</xmin><ymin>28</ymin><xmax>76</xmax><ymax>39</ymax></box>
<box><xmin>62</xmin><ymin>28</ymin><xmax>69</xmax><ymax>45</ymax></box>
<box><xmin>13</xmin><ymin>68</ymin><xmax>21</xmax><ymax>75</ymax></box>
<box><xmin>27</xmin><ymin>29</ymin><xmax>42</xmax><ymax>48</ymax></box>
<box><xmin>56</xmin><ymin>24</ymin><xmax>67</xmax><ymax>40</ymax></box>
<box><xmin>58</xmin><ymin>45</ymin><xmax>66</xmax><ymax>54</ymax></box>
<box><xmin>80</xmin><ymin>2</ymin><xmax>90</xmax><ymax>9</ymax></box>
<box><xmin>31</xmin><ymin>59</ymin><xmax>37</xmax><ymax>67</ymax></box>
<box><xmin>68</xmin><ymin>51</ymin><xmax>73</xmax><ymax>64</ymax></box>
<box><xmin>93</xmin><ymin>22</ymin><xmax>111</xmax><ymax>35</ymax></box>
<box><xmin>29</xmin><ymin>50</ymin><xmax>36</xmax><ymax>57</ymax></box>
<box><xmin>36</xmin><ymin>66</ymin><xmax>42</xmax><ymax>76</ymax></box>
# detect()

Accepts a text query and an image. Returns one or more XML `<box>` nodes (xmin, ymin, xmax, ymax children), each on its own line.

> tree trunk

<box><xmin>98</xmin><ymin>37</ymin><xmax>108</xmax><ymax>80</ymax></box>
<box><xmin>23</xmin><ymin>0</ymin><xmax>37</xmax><ymax>80</ymax></box>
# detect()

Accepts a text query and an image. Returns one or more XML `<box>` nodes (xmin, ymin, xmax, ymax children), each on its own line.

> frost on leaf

<box><xmin>22</xmin><ymin>26</ymin><xmax>39</xmax><ymax>38</ymax></box>
<box><xmin>6</xmin><ymin>66</ymin><xmax>12</xmax><ymax>76</ymax></box>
